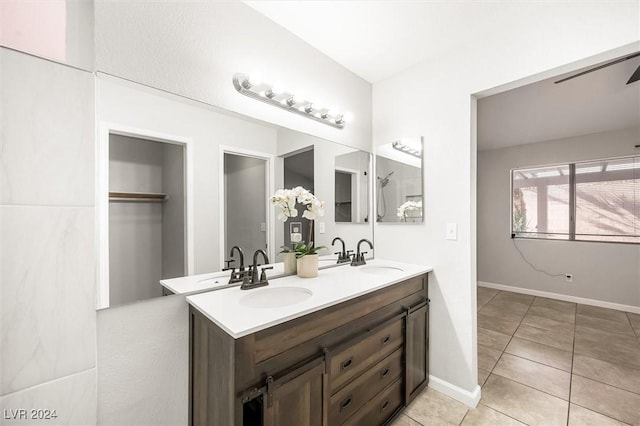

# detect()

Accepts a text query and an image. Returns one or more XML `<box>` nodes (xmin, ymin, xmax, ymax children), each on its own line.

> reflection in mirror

<box><xmin>335</xmin><ymin>150</ymin><xmax>370</xmax><ymax>223</ymax></box>
<box><xmin>376</xmin><ymin>137</ymin><xmax>424</xmax><ymax>223</ymax></box>
<box><xmin>107</xmin><ymin>133</ymin><xmax>187</xmax><ymax>308</ymax></box>
<box><xmin>283</xmin><ymin>147</ymin><xmax>314</xmax><ymax>246</ymax></box>
<box><xmin>97</xmin><ymin>74</ymin><xmax>373</xmax><ymax>308</ymax></box>
<box><xmin>224</xmin><ymin>153</ymin><xmax>268</xmax><ymax>259</ymax></box>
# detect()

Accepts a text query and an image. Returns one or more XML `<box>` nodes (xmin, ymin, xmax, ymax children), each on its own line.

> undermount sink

<box><xmin>240</xmin><ymin>286</ymin><xmax>313</xmax><ymax>309</ymax></box>
<box><xmin>358</xmin><ymin>265</ymin><xmax>404</xmax><ymax>275</ymax></box>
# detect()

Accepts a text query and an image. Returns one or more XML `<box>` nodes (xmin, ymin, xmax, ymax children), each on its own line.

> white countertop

<box><xmin>159</xmin><ymin>254</ymin><xmax>343</xmax><ymax>295</ymax></box>
<box><xmin>186</xmin><ymin>258</ymin><xmax>432</xmax><ymax>339</ymax></box>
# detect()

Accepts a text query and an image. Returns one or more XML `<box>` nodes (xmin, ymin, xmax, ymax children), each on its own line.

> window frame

<box><xmin>510</xmin><ymin>154</ymin><xmax>640</xmax><ymax>245</ymax></box>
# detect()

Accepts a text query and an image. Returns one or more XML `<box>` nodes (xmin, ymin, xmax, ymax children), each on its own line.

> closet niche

<box><xmin>108</xmin><ymin>134</ymin><xmax>186</xmax><ymax>307</ymax></box>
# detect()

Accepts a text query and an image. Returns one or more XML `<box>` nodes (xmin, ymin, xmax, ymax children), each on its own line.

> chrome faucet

<box><xmin>351</xmin><ymin>239</ymin><xmax>373</xmax><ymax>266</ymax></box>
<box><xmin>331</xmin><ymin>237</ymin><xmax>353</xmax><ymax>264</ymax></box>
<box><xmin>241</xmin><ymin>249</ymin><xmax>272</xmax><ymax>290</ymax></box>
<box><xmin>223</xmin><ymin>246</ymin><xmax>246</xmax><ymax>284</ymax></box>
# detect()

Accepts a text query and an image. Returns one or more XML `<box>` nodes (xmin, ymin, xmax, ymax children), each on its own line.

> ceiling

<box><xmin>478</xmin><ymin>56</ymin><xmax>640</xmax><ymax>150</ymax></box>
<box><xmin>245</xmin><ymin>1</ymin><xmax>639</xmax><ymax>149</ymax></box>
<box><xmin>245</xmin><ymin>1</ymin><xmax>536</xmax><ymax>83</ymax></box>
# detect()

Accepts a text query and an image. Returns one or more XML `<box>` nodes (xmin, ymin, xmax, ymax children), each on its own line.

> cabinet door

<box><xmin>263</xmin><ymin>358</ymin><xmax>327</xmax><ymax>426</ymax></box>
<box><xmin>405</xmin><ymin>302</ymin><xmax>429</xmax><ymax>403</ymax></box>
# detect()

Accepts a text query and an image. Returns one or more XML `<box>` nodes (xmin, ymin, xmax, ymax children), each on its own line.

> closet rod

<box><xmin>109</xmin><ymin>191</ymin><xmax>168</xmax><ymax>202</ymax></box>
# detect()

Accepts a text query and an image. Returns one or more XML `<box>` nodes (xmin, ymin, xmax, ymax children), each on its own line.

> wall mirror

<box><xmin>375</xmin><ymin>137</ymin><xmax>424</xmax><ymax>223</ymax></box>
<box><xmin>97</xmin><ymin>74</ymin><xmax>372</xmax><ymax>309</ymax></box>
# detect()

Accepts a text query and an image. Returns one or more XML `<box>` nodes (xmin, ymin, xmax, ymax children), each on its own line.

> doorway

<box><xmin>224</xmin><ymin>153</ymin><xmax>268</xmax><ymax>258</ymax></box>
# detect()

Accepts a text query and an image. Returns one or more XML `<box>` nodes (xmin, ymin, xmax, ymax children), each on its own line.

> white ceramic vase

<box><xmin>283</xmin><ymin>252</ymin><xmax>297</xmax><ymax>274</ymax></box>
<box><xmin>296</xmin><ymin>254</ymin><xmax>318</xmax><ymax>278</ymax></box>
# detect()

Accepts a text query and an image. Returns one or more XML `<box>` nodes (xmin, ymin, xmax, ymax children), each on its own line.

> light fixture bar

<box><xmin>392</xmin><ymin>140</ymin><xmax>422</xmax><ymax>158</ymax></box>
<box><xmin>232</xmin><ymin>73</ymin><xmax>349</xmax><ymax>129</ymax></box>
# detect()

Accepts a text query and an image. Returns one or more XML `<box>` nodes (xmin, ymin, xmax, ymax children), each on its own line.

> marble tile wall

<box><xmin>0</xmin><ymin>48</ymin><xmax>97</xmax><ymax>425</ymax></box>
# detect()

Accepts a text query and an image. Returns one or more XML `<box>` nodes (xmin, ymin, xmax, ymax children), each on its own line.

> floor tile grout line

<box><xmin>575</xmin><ymin>313</ymin><xmax>637</xmax><ymax>337</ymax></box>
<box><xmin>570</xmin><ymin>401</ymin><xmax>635</xmax><ymax>426</ymax></box>
<box><xmin>479</xmin><ymin>291</ymin><xmax>540</xmax><ymax>424</ymax></box>
<box><xmin>567</xmin><ymin>296</ymin><xmax>578</xmax><ymax>426</ymax></box>
<box><xmin>480</xmin><ymin>402</ymin><xmax>532</xmax><ymax>426</ymax></box>
<box><xmin>490</xmin><ymin>370</ymin><xmax>570</xmax><ymax>402</ymax></box>
<box><xmin>570</xmin><ymin>370</ymin><xmax>640</xmax><ymax>396</ymax></box>
<box><xmin>572</xmin><ymin>347</ymin><xmax>640</xmax><ymax>373</ymax></box>
<box><xmin>509</xmin><ymin>329</ymin><xmax>574</xmax><ymax>352</ymax></box>
<box><xmin>478</xmin><ymin>289</ymin><xmax>639</xmax><ymax>426</ymax></box>
<box><xmin>404</xmin><ymin>412</ymin><xmax>426</xmax><ymax>426</ymax></box>
<box><xmin>503</xmin><ymin>351</ymin><xmax>572</xmax><ymax>374</ymax></box>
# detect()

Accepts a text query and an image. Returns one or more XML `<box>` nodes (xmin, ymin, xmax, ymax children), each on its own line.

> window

<box><xmin>511</xmin><ymin>156</ymin><xmax>640</xmax><ymax>243</ymax></box>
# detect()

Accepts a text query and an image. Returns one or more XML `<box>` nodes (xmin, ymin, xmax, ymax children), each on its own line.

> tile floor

<box><xmin>393</xmin><ymin>287</ymin><xmax>640</xmax><ymax>426</ymax></box>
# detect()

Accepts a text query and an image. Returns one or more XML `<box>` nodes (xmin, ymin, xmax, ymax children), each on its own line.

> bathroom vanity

<box><xmin>187</xmin><ymin>260</ymin><xmax>431</xmax><ymax>426</ymax></box>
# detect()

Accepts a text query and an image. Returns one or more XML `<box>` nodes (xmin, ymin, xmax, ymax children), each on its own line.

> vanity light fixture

<box><xmin>392</xmin><ymin>140</ymin><xmax>422</xmax><ymax>158</ymax></box>
<box><xmin>233</xmin><ymin>73</ymin><xmax>351</xmax><ymax>129</ymax></box>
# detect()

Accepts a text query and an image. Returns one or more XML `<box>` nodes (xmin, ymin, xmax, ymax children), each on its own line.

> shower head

<box><xmin>377</xmin><ymin>171</ymin><xmax>394</xmax><ymax>188</ymax></box>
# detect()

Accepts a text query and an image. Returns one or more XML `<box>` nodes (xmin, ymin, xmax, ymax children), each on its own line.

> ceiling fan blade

<box><xmin>627</xmin><ymin>64</ymin><xmax>640</xmax><ymax>84</ymax></box>
<box><xmin>555</xmin><ymin>52</ymin><xmax>640</xmax><ymax>84</ymax></box>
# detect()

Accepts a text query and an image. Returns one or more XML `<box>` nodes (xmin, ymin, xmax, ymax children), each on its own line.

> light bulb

<box><xmin>295</xmin><ymin>93</ymin><xmax>307</xmax><ymax>104</ymax></box>
<box><xmin>248</xmin><ymin>72</ymin><xmax>262</xmax><ymax>86</ymax></box>
<box><xmin>343</xmin><ymin>112</ymin><xmax>354</xmax><ymax>123</ymax></box>
<box><xmin>271</xmin><ymin>84</ymin><xmax>283</xmax><ymax>96</ymax></box>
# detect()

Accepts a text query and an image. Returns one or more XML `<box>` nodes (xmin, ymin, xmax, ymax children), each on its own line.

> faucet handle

<box><xmin>222</xmin><ymin>259</ymin><xmax>235</xmax><ymax>271</ymax></box>
<box><xmin>260</xmin><ymin>266</ymin><xmax>274</xmax><ymax>281</ymax></box>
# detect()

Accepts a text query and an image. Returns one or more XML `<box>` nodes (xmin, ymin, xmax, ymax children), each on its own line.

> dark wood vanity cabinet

<box><xmin>189</xmin><ymin>273</ymin><xmax>429</xmax><ymax>426</ymax></box>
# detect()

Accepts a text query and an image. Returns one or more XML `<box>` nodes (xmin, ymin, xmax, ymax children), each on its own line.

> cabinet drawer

<box><xmin>329</xmin><ymin>349</ymin><xmax>402</xmax><ymax>425</ymax></box>
<box><xmin>343</xmin><ymin>379</ymin><xmax>403</xmax><ymax>426</ymax></box>
<box><xmin>329</xmin><ymin>317</ymin><xmax>403</xmax><ymax>393</ymax></box>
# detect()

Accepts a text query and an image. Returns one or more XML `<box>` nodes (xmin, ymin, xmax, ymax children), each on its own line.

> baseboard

<box><xmin>428</xmin><ymin>375</ymin><xmax>481</xmax><ymax>408</ymax></box>
<box><xmin>478</xmin><ymin>281</ymin><xmax>640</xmax><ymax>314</ymax></box>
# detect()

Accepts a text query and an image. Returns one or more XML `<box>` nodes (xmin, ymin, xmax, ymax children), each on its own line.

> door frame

<box><xmin>335</xmin><ymin>166</ymin><xmax>361</xmax><ymax>223</ymax></box>
<box><xmin>96</xmin><ymin>122</ymin><xmax>194</xmax><ymax>309</ymax></box>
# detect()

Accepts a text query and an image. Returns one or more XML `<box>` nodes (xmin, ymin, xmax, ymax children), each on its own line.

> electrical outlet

<box><xmin>565</xmin><ymin>273</ymin><xmax>573</xmax><ymax>283</ymax></box>
<box><xmin>318</xmin><ymin>222</ymin><xmax>326</xmax><ymax>234</ymax></box>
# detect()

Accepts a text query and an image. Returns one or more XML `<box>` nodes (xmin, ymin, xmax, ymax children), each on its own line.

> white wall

<box><xmin>0</xmin><ymin>48</ymin><xmax>96</xmax><ymax>424</ymax></box>
<box><xmin>162</xmin><ymin>144</ymin><xmax>186</xmax><ymax>280</ymax></box>
<box><xmin>97</xmin><ymin>295</ymin><xmax>189</xmax><ymax>426</ymax></box>
<box><xmin>94</xmin><ymin>1</ymin><xmax>372</xmax><ymax>152</ymax></box>
<box><xmin>0</xmin><ymin>0</ymin><xmax>94</xmax><ymax>71</ymax></box>
<box><xmin>373</xmin><ymin>3</ymin><xmax>639</xmax><ymax>404</ymax></box>
<box><xmin>478</xmin><ymin>127</ymin><xmax>640</xmax><ymax>308</ymax></box>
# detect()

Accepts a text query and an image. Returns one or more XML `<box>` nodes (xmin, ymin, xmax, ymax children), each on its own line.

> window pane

<box><xmin>575</xmin><ymin>157</ymin><xmax>640</xmax><ymax>243</ymax></box>
<box><xmin>512</xmin><ymin>165</ymin><xmax>570</xmax><ymax>239</ymax></box>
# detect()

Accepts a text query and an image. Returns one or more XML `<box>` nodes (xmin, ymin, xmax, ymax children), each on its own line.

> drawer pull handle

<box><xmin>340</xmin><ymin>397</ymin><xmax>352</xmax><ymax>411</ymax></box>
<box><xmin>381</xmin><ymin>400</ymin><xmax>390</xmax><ymax>411</ymax></box>
<box><xmin>341</xmin><ymin>358</ymin><xmax>353</xmax><ymax>370</ymax></box>
<box><xmin>381</xmin><ymin>335</ymin><xmax>391</xmax><ymax>345</ymax></box>
<box><xmin>380</xmin><ymin>368</ymin><xmax>390</xmax><ymax>378</ymax></box>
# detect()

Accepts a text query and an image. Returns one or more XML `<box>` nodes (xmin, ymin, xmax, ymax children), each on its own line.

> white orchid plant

<box><xmin>272</xmin><ymin>186</ymin><xmax>326</xmax><ymax>258</ymax></box>
<box><xmin>397</xmin><ymin>200</ymin><xmax>422</xmax><ymax>220</ymax></box>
